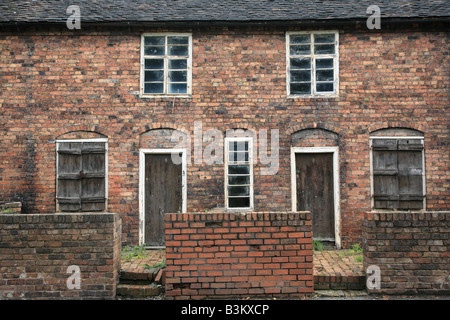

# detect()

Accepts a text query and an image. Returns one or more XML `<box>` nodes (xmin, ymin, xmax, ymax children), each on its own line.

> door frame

<box><xmin>290</xmin><ymin>147</ymin><xmax>341</xmax><ymax>248</ymax></box>
<box><xmin>139</xmin><ymin>148</ymin><xmax>187</xmax><ymax>246</ymax></box>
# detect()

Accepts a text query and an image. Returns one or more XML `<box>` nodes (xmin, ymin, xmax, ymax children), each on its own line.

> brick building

<box><xmin>0</xmin><ymin>1</ymin><xmax>449</xmax><ymax>248</ymax></box>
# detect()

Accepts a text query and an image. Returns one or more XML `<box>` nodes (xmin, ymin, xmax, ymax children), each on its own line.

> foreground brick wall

<box><xmin>362</xmin><ymin>211</ymin><xmax>449</xmax><ymax>295</ymax></box>
<box><xmin>0</xmin><ymin>213</ymin><xmax>121</xmax><ymax>299</ymax></box>
<box><xmin>165</xmin><ymin>211</ymin><xmax>313</xmax><ymax>299</ymax></box>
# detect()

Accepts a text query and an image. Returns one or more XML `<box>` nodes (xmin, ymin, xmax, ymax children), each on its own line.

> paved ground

<box><xmin>313</xmin><ymin>249</ymin><xmax>364</xmax><ymax>277</ymax></box>
<box><xmin>121</xmin><ymin>249</ymin><xmax>166</xmax><ymax>273</ymax></box>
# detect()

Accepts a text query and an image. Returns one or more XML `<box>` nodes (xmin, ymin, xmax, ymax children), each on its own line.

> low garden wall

<box><xmin>165</xmin><ymin>211</ymin><xmax>313</xmax><ymax>299</ymax></box>
<box><xmin>0</xmin><ymin>212</ymin><xmax>121</xmax><ymax>299</ymax></box>
<box><xmin>362</xmin><ymin>211</ymin><xmax>449</xmax><ymax>295</ymax></box>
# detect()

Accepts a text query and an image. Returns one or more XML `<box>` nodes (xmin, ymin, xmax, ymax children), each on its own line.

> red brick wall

<box><xmin>165</xmin><ymin>211</ymin><xmax>313</xmax><ymax>299</ymax></box>
<box><xmin>362</xmin><ymin>211</ymin><xmax>450</xmax><ymax>295</ymax></box>
<box><xmin>0</xmin><ymin>24</ymin><xmax>448</xmax><ymax>247</ymax></box>
<box><xmin>0</xmin><ymin>213</ymin><xmax>121</xmax><ymax>299</ymax></box>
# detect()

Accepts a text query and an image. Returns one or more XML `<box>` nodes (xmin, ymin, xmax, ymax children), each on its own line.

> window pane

<box><xmin>290</xmin><ymin>45</ymin><xmax>310</xmax><ymax>55</ymax></box>
<box><xmin>144</xmin><ymin>46</ymin><xmax>165</xmax><ymax>56</ymax></box>
<box><xmin>290</xmin><ymin>83</ymin><xmax>311</xmax><ymax>95</ymax></box>
<box><xmin>291</xmin><ymin>70</ymin><xmax>311</xmax><ymax>82</ymax></box>
<box><xmin>168</xmin><ymin>71</ymin><xmax>187</xmax><ymax>82</ymax></box>
<box><xmin>228</xmin><ymin>165</ymin><xmax>250</xmax><ymax>175</ymax></box>
<box><xmin>290</xmin><ymin>58</ymin><xmax>311</xmax><ymax>69</ymax></box>
<box><xmin>229</xmin><ymin>141</ymin><xmax>248</xmax><ymax>152</ymax></box>
<box><xmin>168</xmin><ymin>45</ymin><xmax>188</xmax><ymax>56</ymax></box>
<box><xmin>314</xmin><ymin>44</ymin><xmax>335</xmax><ymax>54</ymax></box>
<box><xmin>228</xmin><ymin>151</ymin><xmax>249</xmax><ymax>163</ymax></box>
<box><xmin>144</xmin><ymin>83</ymin><xmax>164</xmax><ymax>94</ymax></box>
<box><xmin>229</xmin><ymin>176</ymin><xmax>250</xmax><ymax>185</ymax></box>
<box><xmin>316</xmin><ymin>69</ymin><xmax>334</xmax><ymax>81</ymax></box>
<box><xmin>228</xmin><ymin>197</ymin><xmax>250</xmax><ymax>208</ymax></box>
<box><xmin>145</xmin><ymin>70</ymin><xmax>164</xmax><ymax>82</ymax></box>
<box><xmin>168</xmin><ymin>83</ymin><xmax>187</xmax><ymax>94</ymax></box>
<box><xmin>316</xmin><ymin>58</ymin><xmax>334</xmax><ymax>69</ymax></box>
<box><xmin>316</xmin><ymin>82</ymin><xmax>334</xmax><ymax>92</ymax></box>
<box><xmin>169</xmin><ymin>59</ymin><xmax>187</xmax><ymax>69</ymax></box>
<box><xmin>314</xmin><ymin>34</ymin><xmax>335</xmax><ymax>43</ymax></box>
<box><xmin>228</xmin><ymin>186</ymin><xmax>250</xmax><ymax>197</ymax></box>
<box><xmin>144</xmin><ymin>36</ymin><xmax>165</xmax><ymax>45</ymax></box>
<box><xmin>290</xmin><ymin>34</ymin><xmax>310</xmax><ymax>44</ymax></box>
<box><xmin>167</xmin><ymin>36</ymin><xmax>189</xmax><ymax>45</ymax></box>
<box><xmin>145</xmin><ymin>59</ymin><xmax>164</xmax><ymax>69</ymax></box>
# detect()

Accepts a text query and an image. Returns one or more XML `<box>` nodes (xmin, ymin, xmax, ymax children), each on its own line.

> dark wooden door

<box><xmin>145</xmin><ymin>154</ymin><xmax>182</xmax><ymax>246</ymax></box>
<box><xmin>296</xmin><ymin>153</ymin><xmax>335</xmax><ymax>241</ymax></box>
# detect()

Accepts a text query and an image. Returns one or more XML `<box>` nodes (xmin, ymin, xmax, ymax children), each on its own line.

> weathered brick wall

<box><xmin>165</xmin><ymin>211</ymin><xmax>313</xmax><ymax>299</ymax></box>
<box><xmin>0</xmin><ymin>24</ymin><xmax>448</xmax><ymax>247</ymax></box>
<box><xmin>0</xmin><ymin>213</ymin><xmax>121</xmax><ymax>299</ymax></box>
<box><xmin>362</xmin><ymin>211</ymin><xmax>449</xmax><ymax>295</ymax></box>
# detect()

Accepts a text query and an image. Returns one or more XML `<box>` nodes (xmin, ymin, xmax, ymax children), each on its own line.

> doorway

<box><xmin>291</xmin><ymin>147</ymin><xmax>340</xmax><ymax>248</ymax></box>
<box><xmin>139</xmin><ymin>149</ymin><xmax>186</xmax><ymax>247</ymax></box>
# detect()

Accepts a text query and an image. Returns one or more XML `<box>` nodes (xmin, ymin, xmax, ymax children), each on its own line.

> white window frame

<box><xmin>139</xmin><ymin>148</ymin><xmax>187</xmax><ymax>247</ymax></box>
<box><xmin>140</xmin><ymin>33</ymin><xmax>193</xmax><ymax>98</ymax></box>
<box><xmin>369</xmin><ymin>136</ymin><xmax>426</xmax><ymax>211</ymax></box>
<box><xmin>55</xmin><ymin>138</ymin><xmax>109</xmax><ymax>212</ymax></box>
<box><xmin>290</xmin><ymin>147</ymin><xmax>341</xmax><ymax>248</ymax></box>
<box><xmin>224</xmin><ymin>137</ymin><xmax>254</xmax><ymax>211</ymax></box>
<box><xmin>286</xmin><ymin>31</ymin><xmax>339</xmax><ymax>98</ymax></box>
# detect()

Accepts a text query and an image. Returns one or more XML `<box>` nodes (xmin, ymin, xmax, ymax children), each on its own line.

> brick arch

<box><xmin>136</xmin><ymin>122</ymin><xmax>189</xmax><ymax>138</ymax></box>
<box><xmin>287</xmin><ymin>122</ymin><xmax>341</xmax><ymax>136</ymax></box>
<box><xmin>54</xmin><ymin>125</ymin><xmax>109</xmax><ymax>139</ymax></box>
<box><xmin>139</xmin><ymin>126</ymin><xmax>190</xmax><ymax>150</ymax></box>
<box><xmin>290</xmin><ymin>127</ymin><xmax>340</xmax><ymax>148</ymax></box>
<box><xmin>224</xmin><ymin>123</ymin><xmax>258</xmax><ymax>132</ymax></box>
<box><xmin>368</xmin><ymin>121</ymin><xmax>426</xmax><ymax>134</ymax></box>
<box><xmin>224</xmin><ymin>125</ymin><xmax>259</xmax><ymax>138</ymax></box>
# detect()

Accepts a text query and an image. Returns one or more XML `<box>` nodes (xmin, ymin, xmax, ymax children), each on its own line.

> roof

<box><xmin>0</xmin><ymin>0</ymin><xmax>449</xmax><ymax>25</ymax></box>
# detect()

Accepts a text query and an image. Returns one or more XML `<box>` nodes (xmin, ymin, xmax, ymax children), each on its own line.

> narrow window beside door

<box><xmin>56</xmin><ymin>141</ymin><xmax>107</xmax><ymax>212</ymax></box>
<box><xmin>225</xmin><ymin>138</ymin><xmax>253</xmax><ymax>210</ymax></box>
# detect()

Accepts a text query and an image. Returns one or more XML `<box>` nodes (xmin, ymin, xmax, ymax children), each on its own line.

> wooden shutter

<box><xmin>57</xmin><ymin>142</ymin><xmax>106</xmax><ymax>212</ymax></box>
<box><xmin>372</xmin><ymin>139</ymin><xmax>423</xmax><ymax>210</ymax></box>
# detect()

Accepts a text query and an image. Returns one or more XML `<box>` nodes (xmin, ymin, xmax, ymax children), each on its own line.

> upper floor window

<box><xmin>140</xmin><ymin>33</ymin><xmax>192</xmax><ymax>97</ymax></box>
<box><xmin>286</xmin><ymin>31</ymin><xmax>339</xmax><ymax>97</ymax></box>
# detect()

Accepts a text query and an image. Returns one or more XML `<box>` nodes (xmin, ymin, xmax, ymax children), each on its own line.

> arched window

<box><xmin>370</xmin><ymin>128</ymin><xmax>425</xmax><ymax>210</ymax></box>
<box><xmin>56</xmin><ymin>137</ymin><xmax>108</xmax><ymax>212</ymax></box>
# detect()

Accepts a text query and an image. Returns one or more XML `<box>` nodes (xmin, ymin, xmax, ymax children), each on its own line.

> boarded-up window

<box><xmin>57</xmin><ymin>141</ymin><xmax>107</xmax><ymax>212</ymax></box>
<box><xmin>371</xmin><ymin>138</ymin><xmax>424</xmax><ymax>210</ymax></box>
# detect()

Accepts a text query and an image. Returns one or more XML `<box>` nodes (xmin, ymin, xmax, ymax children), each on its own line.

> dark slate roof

<box><xmin>0</xmin><ymin>0</ymin><xmax>449</xmax><ymax>24</ymax></box>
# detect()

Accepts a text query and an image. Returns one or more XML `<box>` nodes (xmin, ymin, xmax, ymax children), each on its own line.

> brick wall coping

<box><xmin>165</xmin><ymin>211</ymin><xmax>311</xmax><ymax>222</ymax></box>
<box><xmin>364</xmin><ymin>211</ymin><xmax>450</xmax><ymax>221</ymax></box>
<box><xmin>0</xmin><ymin>212</ymin><xmax>118</xmax><ymax>221</ymax></box>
